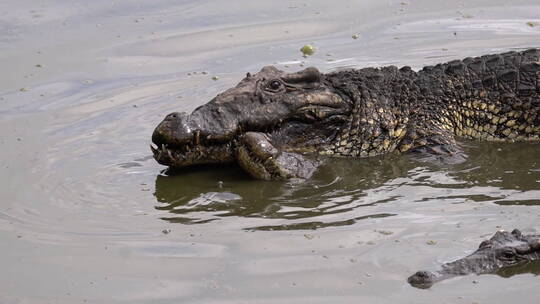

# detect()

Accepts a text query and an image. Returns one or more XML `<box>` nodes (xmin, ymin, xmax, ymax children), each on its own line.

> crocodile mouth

<box><xmin>151</xmin><ymin>131</ymin><xmax>288</xmax><ymax>179</ymax></box>
<box><xmin>151</xmin><ymin>141</ymin><xmax>235</xmax><ymax>168</ymax></box>
<box><xmin>150</xmin><ymin>116</ymin><xmax>289</xmax><ymax>170</ymax></box>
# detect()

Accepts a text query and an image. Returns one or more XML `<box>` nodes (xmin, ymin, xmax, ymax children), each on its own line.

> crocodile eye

<box><xmin>479</xmin><ymin>240</ymin><xmax>491</xmax><ymax>249</ymax></box>
<box><xmin>267</xmin><ymin>80</ymin><xmax>282</xmax><ymax>91</ymax></box>
<box><xmin>500</xmin><ymin>249</ymin><xmax>515</xmax><ymax>259</ymax></box>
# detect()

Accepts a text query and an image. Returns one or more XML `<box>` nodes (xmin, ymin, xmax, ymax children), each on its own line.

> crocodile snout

<box><xmin>152</xmin><ymin>112</ymin><xmax>194</xmax><ymax>147</ymax></box>
<box><xmin>407</xmin><ymin>271</ymin><xmax>437</xmax><ymax>289</ymax></box>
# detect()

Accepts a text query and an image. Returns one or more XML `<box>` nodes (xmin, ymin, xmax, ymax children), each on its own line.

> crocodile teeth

<box><xmin>194</xmin><ymin>130</ymin><xmax>200</xmax><ymax>146</ymax></box>
<box><xmin>150</xmin><ymin>144</ymin><xmax>158</xmax><ymax>155</ymax></box>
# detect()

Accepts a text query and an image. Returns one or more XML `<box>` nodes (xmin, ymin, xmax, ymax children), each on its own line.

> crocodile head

<box><xmin>408</xmin><ymin>229</ymin><xmax>540</xmax><ymax>289</ymax></box>
<box><xmin>151</xmin><ymin>66</ymin><xmax>350</xmax><ymax>179</ymax></box>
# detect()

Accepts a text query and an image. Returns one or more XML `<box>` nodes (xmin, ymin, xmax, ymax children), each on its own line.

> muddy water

<box><xmin>1</xmin><ymin>0</ymin><xmax>539</xmax><ymax>303</ymax></box>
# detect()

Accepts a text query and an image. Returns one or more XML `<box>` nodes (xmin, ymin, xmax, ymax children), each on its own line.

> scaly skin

<box><xmin>326</xmin><ymin>48</ymin><xmax>540</xmax><ymax>158</ymax></box>
<box><xmin>152</xmin><ymin>49</ymin><xmax>540</xmax><ymax>180</ymax></box>
<box><xmin>408</xmin><ymin>229</ymin><xmax>540</xmax><ymax>289</ymax></box>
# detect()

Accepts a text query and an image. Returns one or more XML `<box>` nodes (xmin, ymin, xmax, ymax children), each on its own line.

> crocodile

<box><xmin>151</xmin><ymin>48</ymin><xmax>540</xmax><ymax>180</ymax></box>
<box><xmin>408</xmin><ymin>229</ymin><xmax>540</xmax><ymax>288</ymax></box>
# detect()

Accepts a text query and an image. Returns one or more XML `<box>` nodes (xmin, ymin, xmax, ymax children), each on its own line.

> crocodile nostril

<box><xmin>165</xmin><ymin>111</ymin><xmax>189</xmax><ymax>121</ymax></box>
<box><xmin>531</xmin><ymin>240</ymin><xmax>540</xmax><ymax>251</ymax></box>
<box><xmin>166</xmin><ymin>112</ymin><xmax>179</xmax><ymax>120</ymax></box>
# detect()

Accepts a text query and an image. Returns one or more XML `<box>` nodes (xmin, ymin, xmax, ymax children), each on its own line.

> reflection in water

<box><xmin>497</xmin><ymin>261</ymin><xmax>540</xmax><ymax>278</ymax></box>
<box><xmin>246</xmin><ymin>213</ymin><xmax>396</xmax><ymax>231</ymax></box>
<box><xmin>154</xmin><ymin>141</ymin><xmax>540</xmax><ymax>230</ymax></box>
<box><xmin>154</xmin><ymin>155</ymin><xmax>410</xmax><ymax>230</ymax></box>
<box><xmin>451</xmin><ymin>141</ymin><xmax>540</xmax><ymax>192</ymax></box>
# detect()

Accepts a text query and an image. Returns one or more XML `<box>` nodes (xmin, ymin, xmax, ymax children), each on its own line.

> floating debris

<box><xmin>377</xmin><ymin>230</ymin><xmax>394</xmax><ymax>235</ymax></box>
<box><xmin>426</xmin><ymin>240</ymin><xmax>437</xmax><ymax>245</ymax></box>
<box><xmin>457</xmin><ymin>11</ymin><xmax>474</xmax><ymax>19</ymax></box>
<box><xmin>212</xmin><ymin>76</ymin><xmax>219</xmax><ymax>81</ymax></box>
<box><xmin>300</xmin><ymin>44</ymin><xmax>315</xmax><ymax>56</ymax></box>
<box><xmin>526</xmin><ymin>21</ymin><xmax>538</xmax><ymax>27</ymax></box>
<box><xmin>352</xmin><ymin>34</ymin><xmax>360</xmax><ymax>39</ymax></box>
<box><xmin>304</xmin><ymin>234</ymin><xmax>315</xmax><ymax>240</ymax></box>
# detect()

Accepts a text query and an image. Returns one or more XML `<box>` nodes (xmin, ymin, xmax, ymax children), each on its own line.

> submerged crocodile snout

<box><xmin>408</xmin><ymin>229</ymin><xmax>540</xmax><ymax>289</ymax></box>
<box><xmin>407</xmin><ymin>271</ymin><xmax>437</xmax><ymax>289</ymax></box>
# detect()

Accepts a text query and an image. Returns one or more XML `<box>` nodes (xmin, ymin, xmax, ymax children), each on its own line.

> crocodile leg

<box><xmin>399</xmin><ymin>117</ymin><xmax>467</xmax><ymax>163</ymax></box>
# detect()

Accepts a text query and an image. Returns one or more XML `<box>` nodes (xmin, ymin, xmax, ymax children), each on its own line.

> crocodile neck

<box><xmin>323</xmin><ymin>66</ymin><xmax>413</xmax><ymax>157</ymax></box>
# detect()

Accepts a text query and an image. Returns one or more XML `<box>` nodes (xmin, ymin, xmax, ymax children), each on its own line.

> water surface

<box><xmin>1</xmin><ymin>0</ymin><xmax>539</xmax><ymax>303</ymax></box>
